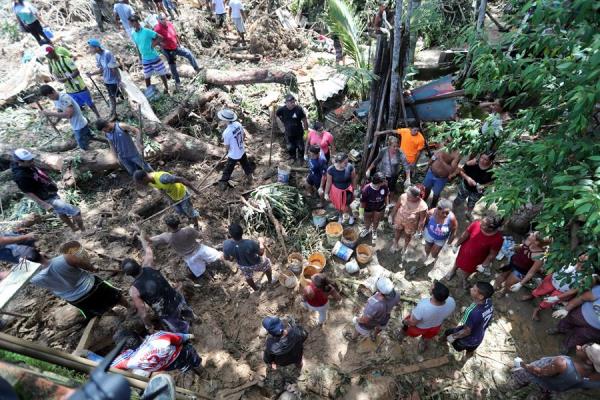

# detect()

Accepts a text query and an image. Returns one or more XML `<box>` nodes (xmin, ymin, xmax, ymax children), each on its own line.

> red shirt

<box><xmin>154</xmin><ymin>21</ymin><xmax>178</xmax><ymax>50</ymax></box>
<box><xmin>304</xmin><ymin>281</ymin><xmax>329</xmax><ymax>307</ymax></box>
<box><xmin>456</xmin><ymin>221</ymin><xmax>502</xmax><ymax>274</ymax></box>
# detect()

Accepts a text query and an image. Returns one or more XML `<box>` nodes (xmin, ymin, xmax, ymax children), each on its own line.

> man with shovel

<box><xmin>217</xmin><ymin>108</ymin><xmax>253</xmax><ymax>190</ymax></box>
<box><xmin>86</xmin><ymin>38</ymin><xmax>121</xmax><ymax>120</ymax></box>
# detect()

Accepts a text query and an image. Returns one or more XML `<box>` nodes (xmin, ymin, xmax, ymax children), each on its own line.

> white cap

<box><xmin>376</xmin><ymin>276</ymin><xmax>394</xmax><ymax>295</ymax></box>
<box><xmin>217</xmin><ymin>109</ymin><xmax>238</xmax><ymax>122</ymax></box>
<box><xmin>14</xmin><ymin>148</ymin><xmax>35</xmax><ymax>161</ymax></box>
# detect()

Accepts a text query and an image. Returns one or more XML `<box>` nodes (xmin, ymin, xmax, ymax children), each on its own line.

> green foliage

<box><xmin>0</xmin><ymin>21</ymin><xmax>22</xmax><ymax>42</ymax></box>
<box><xmin>0</xmin><ymin>350</ymin><xmax>86</xmax><ymax>383</ymax></box>
<box><xmin>412</xmin><ymin>0</ymin><xmax>472</xmax><ymax>47</ymax></box>
<box><xmin>325</xmin><ymin>0</ymin><xmax>368</xmax><ymax>69</ymax></box>
<box><xmin>457</xmin><ymin>0</ymin><xmax>600</xmax><ymax>283</ymax></box>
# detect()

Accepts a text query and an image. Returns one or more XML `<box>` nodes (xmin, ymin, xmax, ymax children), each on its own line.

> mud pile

<box><xmin>247</xmin><ymin>16</ymin><xmax>306</xmax><ymax>56</ymax></box>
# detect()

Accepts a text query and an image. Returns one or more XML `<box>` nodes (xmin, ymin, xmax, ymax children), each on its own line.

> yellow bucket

<box><xmin>325</xmin><ymin>222</ymin><xmax>343</xmax><ymax>246</ymax></box>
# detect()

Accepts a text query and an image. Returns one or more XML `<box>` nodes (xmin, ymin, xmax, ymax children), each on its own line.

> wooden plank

<box><xmin>387</xmin><ymin>355</ymin><xmax>449</xmax><ymax>375</ymax></box>
<box><xmin>0</xmin><ymin>260</ymin><xmax>43</xmax><ymax>309</ymax></box>
<box><xmin>119</xmin><ymin>69</ymin><xmax>161</xmax><ymax>123</ymax></box>
<box><xmin>74</xmin><ymin>317</ymin><xmax>99</xmax><ymax>354</ymax></box>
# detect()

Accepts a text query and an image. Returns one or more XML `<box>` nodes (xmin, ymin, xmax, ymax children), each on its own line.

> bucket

<box><xmin>287</xmin><ymin>252</ymin><xmax>303</xmax><ymax>274</ymax></box>
<box><xmin>332</xmin><ymin>241</ymin><xmax>353</xmax><ymax>261</ymax></box>
<box><xmin>277</xmin><ymin>164</ymin><xmax>291</xmax><ymax>184</ymax></box>
<box><xmin>325</xmin><ymin>222</ymin><xmax>343</xmax><ymax>246</ymax></box>
<box><xmin>307</xmin><ymin>252</ymin><xmax>326</xmax><ymax>270</ymax></box>
<box><xmin>356</xmin><ymin>244</ymin><xmax>374</xmax><ymax>265</ymax></box>
<box><xmin>300</xmin><ymin>264</ymin><xmax>321</xmax><ymax>287</ymax></box>
<box><xmin>312</xmin><ymin>209</ymin><xmax>327</xmax><ymax>228</ymax></box>
<box><xmin>279</xmin><ymin>269</ymin><xmax>298</xmax><ymax>289</ymax></box>
<box><xmin>341</xmin><ymin>227</ymin><xmax>359</xmax><ymax>249</ymax></box>
<box><xmin>59</xmin><ymin>241</ymin><xmax>89</xmax><ymax>262</ymax></box>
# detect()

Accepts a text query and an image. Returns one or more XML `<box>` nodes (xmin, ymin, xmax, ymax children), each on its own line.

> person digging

<box><xmin>217</xmin><ymin>108</ymin><xmax>253</xmax><ymax>190</ymax></box>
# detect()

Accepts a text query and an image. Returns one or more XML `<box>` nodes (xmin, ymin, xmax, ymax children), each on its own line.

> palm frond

<box><xmin>325</xmin><ymin>0</ymin><xmax>367</xmax><ymax>68</ymax></box>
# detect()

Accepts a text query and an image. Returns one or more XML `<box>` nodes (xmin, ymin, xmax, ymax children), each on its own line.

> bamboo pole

<box><xmin>0</xmin><ymin>332</ymin><xmax>206</xmax><ymax>399</ymax></box>
<box><xmin>387</xmin><ymin>0</ymin><xmax>403</xmax><ymax>129</ymax></box>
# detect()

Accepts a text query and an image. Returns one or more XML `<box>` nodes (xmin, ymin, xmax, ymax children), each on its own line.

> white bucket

<box><xmin>332</xmin><ymin>241</ymin><xmax>353</xmax><ymax>261</ymax></box>
<box><xmin>277</xmin><ymin>164</ymin><xmax>291</xmax><ymax>184</ymax></box>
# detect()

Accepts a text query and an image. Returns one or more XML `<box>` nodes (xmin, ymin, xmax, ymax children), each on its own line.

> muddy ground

<box><xmin>0</xmin><ymin>1</ymin><xmax>597</xmax><ymax>399</ymax></box>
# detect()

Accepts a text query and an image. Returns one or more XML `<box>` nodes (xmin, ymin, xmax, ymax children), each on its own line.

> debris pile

<box><xmin>247</xmin><ymin>16</ymin><xmax>306</xmax><ymax>56</ymax></box>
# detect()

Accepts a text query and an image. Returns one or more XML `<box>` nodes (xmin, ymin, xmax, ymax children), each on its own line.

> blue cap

<box><xmin>262</xmin><ymin>316</ymin><xmax>284</xmax><ymax>336</ymax></box>
<box><xmin>87</xmin><ymin>38</ymin><xmax>102</xmax><ymax>48</ymax></box>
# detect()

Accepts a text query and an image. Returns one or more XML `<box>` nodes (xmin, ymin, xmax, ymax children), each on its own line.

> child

<box><xmin>305</xmin><ymin>145</ymin><xmax>328</xmax><ymax>201</ymax></box>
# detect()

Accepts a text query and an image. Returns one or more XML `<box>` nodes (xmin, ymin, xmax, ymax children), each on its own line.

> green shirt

<box><xmin>47</xmin><ymin>47</ymin><xmax>86</xmax><ymax>93</ymax></box>
<box><xmin>131</xmin><ymin>27</ymin><xmax>160</xmax><ymax>61</ymax></box>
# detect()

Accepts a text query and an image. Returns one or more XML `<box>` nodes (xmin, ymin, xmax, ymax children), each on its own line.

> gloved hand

<box><xmin>447</xmin><ymin>334</ymin><xmax>456</xmax><ymax>343</ymax></box>
<box><xmin>359</xmin><ymin>207</ymin><xmax>365</xmax><ymax>221</ymax></box>
<box><xmin>317</xmin><ymin>187</ymin><xmax>324</xmax><ymax>197</ymax></box>
<box><xmin>452</xmin><ymin>245</ymin><xmax>459</xmax><ymax>254</ymax></box>
<box><xmin>552</xmin><ymin>309</ymin><xmax>568</xmax><ymax>319</ymax></box>
<box><xmin>354</xmin><ymin>188</ymin><xmax>361</xmax><ymax>197</ymax></box>
<box><xmin>544</xmin><ymin>296</ymin><xmax>560</xmax><ymax>304</ymax></box>
<box><xmin>324</xmin><ymin>193</ymin><xmax>330</xmax><ymax>201</ymax></box>
<box><xmin>303</xmin><ymin>154</ymin><xmax>308</xmax><ymax>161</ymax></box>
<box><xmin>415</xmin><ymin>231</ymin><xmax>422</xmax><ymax>239</ymax></box>
<box><xmin>404</xmin><ymin>179</ymin><xmax>411</xmax><ymax>188</ymax></box>
<box><xmin>365</xmin><ymin>169</ymin><xmax>371</xmax><ymax>178</ymax></box>
<box><xmin>510</xmin><ymin>282</ymin><xmax>523</xmax><ymax>292</ymax></box>
<box><xmin>476</xmin><ymin>264</ymin><xmax>485</xmax><ymax>273</ymax></box>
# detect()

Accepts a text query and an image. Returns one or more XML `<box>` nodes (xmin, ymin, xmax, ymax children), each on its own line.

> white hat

<box><xmin>14</xmin><ymin>148</ymin><xmax>35</xmax><ymax>161</ymax></box>
<box><xmin>585</xmin><ymin>343</ymin><xmax>600</xmax><ymax>373</ymax></box>
<box><xmin>217</xmin><ymin>109</ymin><xmax>237</xmax><ymax>122</ymax></box>
<box><xmin>376</xmin><ymin>276</ymin><xmax>394</xmax><ymax>295</ymax></box>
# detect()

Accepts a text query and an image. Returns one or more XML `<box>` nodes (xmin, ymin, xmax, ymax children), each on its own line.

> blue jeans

<box><xmin>423</xmin><ymin>169</ymin><xmax>448</xmax><ymax>196</ymax></box>
<box><xmin>74</xmin><ymin>124</ymin><xmax>93</xmax><ymax>150</ymax></box>
<box><xmin>161</xmin><ymin>47</ymin><xmax>200</xmax><ymax>84</ymax></box>
<box><xmin>119</xmin><ymin>153</ymin><xmax>153</xmax><ymax>176</ymax></box>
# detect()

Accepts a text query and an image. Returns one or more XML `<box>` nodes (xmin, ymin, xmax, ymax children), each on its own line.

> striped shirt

<box><xmin>47</xmin><ymin>47</ymin><xmax>87</xmax><ymax>93</ymax></box>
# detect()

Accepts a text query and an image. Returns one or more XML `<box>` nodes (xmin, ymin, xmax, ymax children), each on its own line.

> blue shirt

<box><xmin>131</xmin><ymin>27</ymin><xmax>160</xmax><ymax>61</ymax></box>
<box><xmin>106</xmin><ymin>123</ymin><xmax>139</xmax><ymax>158</ymax></box>
<box><xmin>223</xmin><ymin>239</ymin><xmax>260</xmax><ymax>267</ymax></box>
<box><xmin>13</xmin><ymin>2</ymin><xmax>37</xmax><ymax>25</ymax></box>
<box><xmin>308</xmin><ymin>156</ymin><xmax>327</xmax><ymax>184</ymax></box>
<box><xmin>96</xmin><ymin>49</ymin><xmax>120</xmax><ymax>85</ymax></box>
<box><xmin>457</xmin><ymin>298</ymin><xmax>493</xmax><ymax>347</ymax></box>
<box><xmin>581</xmin><ymin>285</ymin><xmax>600</xmax><ymax>329</ymax></box>
<box><xmin>113</xmin><ymin>3</ymin><xmax>133</xmax><ymax>33</ymax></box>
<box><xmin>327</xmin><ymin>164</ymin><xmax>354</xmax><ymax>190</ymax></box>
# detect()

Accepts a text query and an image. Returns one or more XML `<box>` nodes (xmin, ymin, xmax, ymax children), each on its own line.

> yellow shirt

<box><xmin>396</xmin><ymin>128</ymin><xmax>425</xmax><ymax>164</ymax></box>
<box><xmin>149</xmin><ymin>171</ymin><xmax>186</xmax><ymax>201</ymax></box>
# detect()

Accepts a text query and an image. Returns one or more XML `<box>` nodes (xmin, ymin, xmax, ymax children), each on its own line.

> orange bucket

<box><xmin>307</xmin><ymin>252</ymin><xmax>326</xmax><ymax>270</ymax></box>
<box><xmin>356</xmin><ymin>244</ymin><xmax>374</xmax><ymax>265</ymax></box>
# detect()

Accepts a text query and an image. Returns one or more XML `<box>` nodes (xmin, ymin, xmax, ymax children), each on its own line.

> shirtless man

<box><xmin>423</xmin><ymin>149</ymin><xmax>460</xmax><ymax>207</ymax></box>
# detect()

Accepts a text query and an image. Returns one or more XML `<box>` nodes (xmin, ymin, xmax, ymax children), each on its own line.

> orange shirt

<box><xmin>396</xmin><ymin>128</ymin><xmax>425</xmax><ymax>164</ymax></box>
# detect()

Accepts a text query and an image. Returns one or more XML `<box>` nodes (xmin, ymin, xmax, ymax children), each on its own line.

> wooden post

<box><xmin>268</xmin><ymin>105</ymin><xmax>275</xmax><ymax>166</ymax></box>
<box><xmin>387</xmin><ymin>0</ymin><xmax>403</xmax><ymax>129</ymax></box>
<box><xmin>35</xmin><ymin>101</ymin><xmax>61</xmax><ymax>135</ymax></box>
<box><xmin>477</xmin><ymin>0</ymin><xmax>488</xmax><ymax>31</ymax></box>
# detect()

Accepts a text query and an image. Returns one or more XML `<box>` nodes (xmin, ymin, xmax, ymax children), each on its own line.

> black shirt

<box><xmin>263</xmin><ymin>325</ymin><xmax>307</xmax><ymax>366</ymax></box>
<box><xmin>133</xmin><ymin>267</ymin><xmax>180</xmax><ymax>317</ymax></box>
<box><xmin>11</xmin><ymin>163</ymin><xmax>58</xmax><ymax>201</ymax></box>
<box><xmin>276</xmin><ymin>105</ymin><xmax>306</xmax><ymax>139</ymax></box>
<box><xmin>463</xmin><ymin>162</ymin><xmax>494</xmax><ymax>192</ymax></box>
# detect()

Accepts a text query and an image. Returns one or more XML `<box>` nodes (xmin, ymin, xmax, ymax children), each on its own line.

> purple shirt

<box><xmin>360</xmin><ymin>183</ymin><xmax>389</xmax><ymax>211</ymax></box>
<box><xmin>457</xmin><ymin>298</ymin><xmax>493</xmax><ymax>347</ymax></box>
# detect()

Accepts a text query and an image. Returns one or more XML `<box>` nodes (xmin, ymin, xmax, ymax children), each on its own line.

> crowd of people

<box><xmin>3</xmin><ymin>1</ymin><xmax>600</xmax><ymax>398</ymax></box>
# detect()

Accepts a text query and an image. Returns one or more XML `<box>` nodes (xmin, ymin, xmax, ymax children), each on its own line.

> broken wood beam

<box><xmin>74</xmin><ymin>316</ymin><xmax>99</xmax><ymax>354</ymax></box>
<box><xmin>229</xmin><ymin>53</ymin><xmax>261</xmax><ymax>62</ymax></box>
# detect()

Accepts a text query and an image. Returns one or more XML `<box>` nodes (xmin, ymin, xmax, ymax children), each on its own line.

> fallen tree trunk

<box><xmin>203</xmin><ymin>68</ymin><xmax>296</xmax><ymax>86</ymax></box>
<box><xmin>162</xmin><ymin>90</ymin><xmax>219</xmax><ymax>126</ymax></box>
<box><xmin>229</xmin><ymin>53</ymin><xmax>261</xmax><ymax>62</ymax></box>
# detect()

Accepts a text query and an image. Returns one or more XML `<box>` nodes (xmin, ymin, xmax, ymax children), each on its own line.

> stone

<box><xmin>52</xmin><ymin>304</ymin><xmax>84</xmax><ymax>329</ymax></box>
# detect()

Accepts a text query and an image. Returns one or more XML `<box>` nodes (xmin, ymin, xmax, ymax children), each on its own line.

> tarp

<box><xmin>119</xmin><ymin>69</ymin><xmax>161</xmax><ymax>123</ymax></box>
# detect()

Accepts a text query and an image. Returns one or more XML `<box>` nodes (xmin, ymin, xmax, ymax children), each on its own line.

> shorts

<box><xmin>423</xmin><ymin>227</ymin><xmax>448</xmax><ymax>247</ymax></box>
<box><xmin>174</xmin><ymin>192</ymin><xmax>199</xmax><ymax>219</ymax></box>
<box><xmin>364</xmin><ymin>206</ymin><xmax>385</xmax><ymax>214</ymax></box>
<box><xmin>68</xmin><ymin>90</ymin><xmax>95</xmax><ymax>108</ymax></box>
<box><xmin>105</xmin><ymin>83</ymin><xmax>119</xmax><ymax>98</ymax></box>
<box><xmin>183</xmin><ymin>244</ymin><xmax>222</xmax><ymax>277</ymax></box>
<box><xmin>232</xmin><ymin>17</ymin><xmax>245</xmax><ymax>33</ymax></box>
<box><xmin>306</xmin><ymin>174</ymin><xmax>323</xmax><ymax>188</ymax></box>
<box><xmin>238</xmin><ymin>256</ymin><xmax>271</xmax><ymax>279</ymax></box>
<box><xmin>47</xmin><ymin>195</ymin><xmax>80</xmax><ymax>217</ymax></box>
<box><xmin>216</xmin><ymin>13</ymin><xmax>226</xmax><ymax>27</ymax></box>
<box><xmin>352</xmin><ymin>316</ymin><xmax>373</xmax><ymax>336</ymax></box>
<box><xmin>142</xmin><ymin>57</ymin><xmax>168</xmax><ymax>79</ymax></box>
<box><xmin>511</xmin><ymin>268</ymin><xmax>525</xmax><ymax>280</ymax></box>
<box><xmin>159</xmin><ymin>293</ymin><xmax>194</xmax><ymax>333</ymax></box>
<box><xmin>167</xmin><ymin>343</ymin><xmax>201</xmax><ymax>372</ymax></box>
<box><xmin>119</xmin><ymin>154</ymin><xmax>153</xmax><ymax>176</ymax></box>
<box><xmin>423</xmin><ymin>169</ymin><xmax>448</xmax><ymax>196</ymax></box>
<box><xmin>73</xmin><ymin>124</ymin><xmax>93</xmax><ymax>150</ymax></box>
<box><xmin>70</xmin><ymin>276</ymin><xmax>123</xmax><ymax>319</ymax></box>
<box><xmin>394</xmin><ymin>218</ymin><xmax>419</xmax><ymax>235</ymax></box>
<box><xmin>455</xmin><ymin>181</ymin><xmax>483</xmax><ymax>210</ymax></box>
<box><xmin>444</xmin><ymin>327</ymin><xmax>480</xmax><ymax>352</ymax></box>
<box><xmin>404</xmin><ymin>319</ymin><xmax>442</xmax><ymax>339</ymax></box>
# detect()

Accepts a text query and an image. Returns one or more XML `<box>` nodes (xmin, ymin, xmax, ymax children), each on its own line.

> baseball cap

<box><xmin>262</xmin><ymin>316</ymin><xmax>284</xmax><ymax>336</ymax></box>
<box><xmin>43</xmin><ymin>45</ymin><xmax>54</xmax><ymax>54</ymax></box>
<box><xmin>284</xmin><ymin>94</ymin><xmax>295</xmax><ymax>102</ymax></box>
<box><xmin>14</xmin><ymin>148</ymin><xmax>35</xmax><ymax>161</ymax></box>
<box><xmin>376</xmin><ymin>277</ymin><xmax>394</xmax><ymax>295</ymax></box>
<box><xmin>87</xmin><ymin>38</ymin><xmax>102</xmax><ymax>48</ymax></box>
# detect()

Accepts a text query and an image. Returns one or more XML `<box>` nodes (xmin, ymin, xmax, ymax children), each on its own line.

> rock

<box><xmin>52</xmin><ymin>304</ymin><xmax>84</xmax><ymax>329</ymax></box>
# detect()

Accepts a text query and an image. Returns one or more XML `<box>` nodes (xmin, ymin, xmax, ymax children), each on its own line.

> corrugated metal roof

<box><xmin>315</xmin><ymin>73</ymin><xmax>348</xmax><ymax>102</ymax></box>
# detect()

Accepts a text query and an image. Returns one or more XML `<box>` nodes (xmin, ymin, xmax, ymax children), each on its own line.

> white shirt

<box><xmin>229</xmin><ymin>0</ymin><xmax>244</xmax><ymax>18</ymax></box>
<box><xmin>222</xmin><ymin>121</ymin><xmax>245</xmax><ymax>159</ymax></box>
<box><xmin>212</xmin><ymin>0</ymin><xmax>226</xmax><ymax>15</ymax></box>
<box><xmin>411</xmin><ymin>297</ymin><xmax>456</xmax><ymax>329</ymax></box>
<box><xmin>54</xmin><ymin>93</ymin><xmax>87</xmax><ymax>131</ymax></box>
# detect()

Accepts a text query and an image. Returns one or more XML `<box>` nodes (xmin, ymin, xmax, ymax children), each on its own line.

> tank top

<box><xmin>133</xmin><ymin>267</ymin><xmax>179</xmax><ymax>316</ymax></box>
<box><xmin>30</xmin><ymin>255</ymin><xmax>94</xmax><ymax>302</ymax></box>
<box><xmin>463</xmin><ymin>162</ymin><xmax>493</xmax><ymax>192</ymax></box>
<box><xmin>426</xmin><ymin>213</ymin><xmax>452</xmax><ymax>241</ymax></box>
<box><xmin>305</xmin><ymin>281</ymin><xmax>328</xmax><ymax>307</ymax></box>
<box><xmin>149</xmin><ymin>171</ymin><xmax>186</xmax><ymax>201</ymax></box>
<box><xmin>510</xmin><ymin>243</ymin><xmax>537</xmax><ymax>273</ymax></box>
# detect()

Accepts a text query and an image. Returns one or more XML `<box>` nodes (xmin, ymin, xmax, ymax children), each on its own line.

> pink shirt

<box><xmin>154</xmin><ymin>21</ymin><xmax>178</xmax><ymax>51</ymax></box>
<box><xmin>307</xmin><ymin>129</ymin><xmax>334</xmax><ymax>155</ymax></box>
